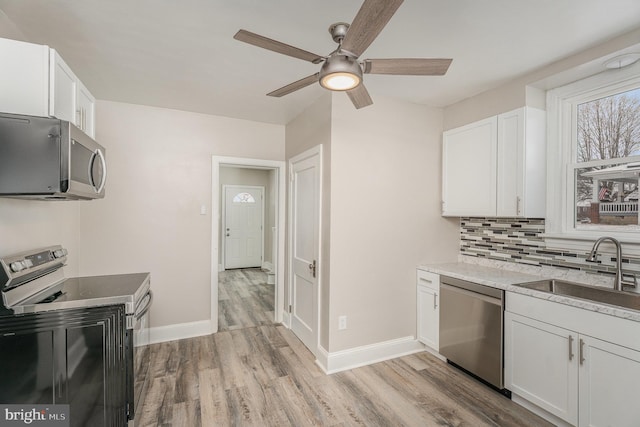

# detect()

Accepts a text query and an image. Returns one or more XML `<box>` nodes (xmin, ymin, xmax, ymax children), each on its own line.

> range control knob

<box><xmin>53</xmin><ymin>249</ymin><xmax>68</xmax><ymax>259</ymax></box>
<box><xmin>10</xmin><ymin>261</ymin><xmax>26</xmax><ymax>273</ymax></box>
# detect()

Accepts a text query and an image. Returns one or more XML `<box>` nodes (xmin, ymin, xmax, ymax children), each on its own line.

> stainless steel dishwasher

<box><xmin>439</xmin><ymin>276</ymin><xmax>505</xmax><ymax>391</ymax></box>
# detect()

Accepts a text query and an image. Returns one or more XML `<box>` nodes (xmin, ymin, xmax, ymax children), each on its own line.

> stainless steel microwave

<box><xmin>0</xmin><ymin>113</ymin><xmax>106</xmax><ymax>200</ymax></box>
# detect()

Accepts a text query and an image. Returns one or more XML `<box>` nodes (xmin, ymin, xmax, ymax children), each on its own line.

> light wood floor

<box><xmin>218</xmin><ymin>268</ymin><xmax>274</xmax><ymax>332</ymax></box>
<box><xmin>139</xmin><ymin>268</ymin><xmax>550</xmax><ymax>426</ymax></box>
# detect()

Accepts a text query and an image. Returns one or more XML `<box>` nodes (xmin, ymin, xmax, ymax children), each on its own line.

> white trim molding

<box><xmin>315</xmin><ymin>337</ymin><xmax>425</xmax><ymax>374</ymax></box>
<box><xmin>211</xmin><ymin>156</ymin><xmax>286</xmax><ymax>333</ymax></box>
<box><xmin>545</xmin><ymin>59</ymin><xmax>640</xmax><ymax>249</ymax></box>
<box><xmin>147</xmin><ymin>320</ymin><xmax>213</xmax><ymax>345</ymax></box>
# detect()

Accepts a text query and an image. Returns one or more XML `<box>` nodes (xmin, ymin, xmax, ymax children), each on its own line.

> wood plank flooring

<box><xmin>218</xmin><ymin>268</ymin><xmax>274</xmax><ymax>332</ymax></box>
<box><xmin>138</xmin><ymin>324</ymin><xmax>552</xmax><ymax>426</ymax></box>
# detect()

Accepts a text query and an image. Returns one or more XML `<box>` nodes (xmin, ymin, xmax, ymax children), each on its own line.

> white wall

<box><xmin>328</xmin><ymin>94</ymin><xmax>459</xmax><ymax>352</ymax></box>
<box><xmin>0</xmin><ymin>11</ymin><xmax>27</xmax><ymax>41</ymax></box>
<box><xmin>0</xmin><ymin>200</ymin><xmax>81</xmax><ymax>276</ymax></box>
<box><xmin>78</xmin><ymin>100</ymin><xmax>284</xmax><ymax>328</ymax></box>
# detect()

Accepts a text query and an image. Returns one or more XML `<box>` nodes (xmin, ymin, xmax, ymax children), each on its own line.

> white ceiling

<box><xmin>1</xmin><ymin>0</ymin><xmax>639</xmax><ymax>125</ymax></box>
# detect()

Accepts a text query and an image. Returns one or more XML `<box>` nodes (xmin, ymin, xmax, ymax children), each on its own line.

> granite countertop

<box><xmin>418</xmin><ymin>261</ymin><xmax>640</xmax><ymax>322</ymax></box>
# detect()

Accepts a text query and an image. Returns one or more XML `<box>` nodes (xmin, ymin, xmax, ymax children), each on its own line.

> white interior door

<box><xmin>289</xmin><ymin>146</ymin><xmax>321</xmax><ymax>354</ymax></box>
<box><xmin>224</xmin><ymin>185</ymin><xmax>264</xmax><ymax>269</ymax></box>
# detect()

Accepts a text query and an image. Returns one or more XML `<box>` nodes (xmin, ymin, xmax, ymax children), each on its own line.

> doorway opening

<box><xmin>211</xmin><ymin>157</ymin><xmax>285</xmax><ymax>333</ymax></box>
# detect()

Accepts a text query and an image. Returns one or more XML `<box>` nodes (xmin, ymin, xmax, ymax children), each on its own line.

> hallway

<box><xmin>218</xmin><ymin>268</ymin><xmax>274</xmax><ymax>331</ymax></box>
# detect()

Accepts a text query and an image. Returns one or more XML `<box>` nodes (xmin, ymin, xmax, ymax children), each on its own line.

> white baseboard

<box><xmin>147</xmin><ymin>319</ymin><xmax>213</xmax><ymax>345</ymax></box>
<box><xmin>317</xmin><ymin>336</ymin><xmax>425</xmax><ymax>374</ymax></box>
<box><xmin>262</xmin><ymin>261</ymin><xmax>274</xmax><ymax>272</ymax></box>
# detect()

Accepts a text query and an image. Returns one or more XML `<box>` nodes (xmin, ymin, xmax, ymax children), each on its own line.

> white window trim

<box><xmin>545</xmin><ymin>60</ymin><xmax>640</xmax><ymax>255</ymax></box>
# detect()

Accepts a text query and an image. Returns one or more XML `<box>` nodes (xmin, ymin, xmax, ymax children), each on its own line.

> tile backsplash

<box><xmin>459</xmin><ymin>217</ymin><xmax>640</xmax><ymax>278</ymax></box>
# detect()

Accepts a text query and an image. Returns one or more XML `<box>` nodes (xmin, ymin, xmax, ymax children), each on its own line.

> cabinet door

<box><xmin>505</xmin><ymin>312</ymin><xmax>578</xmax><ymax>425</ymax></box>
<box><xmin>442</xmin><ymin>116</ymin><xmax>497</xmax><ymax>216</ymax></box>
<box><xmin>0</xmin><ymin>38</ymin><xmax>49</xmax><ymax>117</ymax></box>
<box><xmin>417</xmin><ymin>285</ymin><xmax>439</xmax><ymax>350</ymax></box>
<box><xmin>76</xmin><ymin>81</ymin><xmax>96</xmax><ymax>138</ymax></box>
<box><xmin>497</xmin><ymin>109</ymin><xmax>524</xmax><ymax>217</ymax></box>
<box><xmin>497</xmin><ymin>107</ymin><xmax>546</xmax><ymax>218</ymax></box>
<box><xmin>49</xmin><ymin>50</ymin><xmax>77</xmax><ymax>123</ymax></box>
<box><xmin>578</xmin><ymin>335</ymin><xmax>640</xmax><ymax>427</ymax></box>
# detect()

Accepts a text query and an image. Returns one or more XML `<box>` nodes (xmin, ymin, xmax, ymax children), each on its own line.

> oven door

<box><xmin>127</xmin><ymin>290</ymin><xmax>152</xmax><ymax>424</ymax></box>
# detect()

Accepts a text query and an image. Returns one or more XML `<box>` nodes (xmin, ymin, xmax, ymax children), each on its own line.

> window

<box><xmin>546</xmin><ymin>60</ymin><xmax>640</xmax><ymax>248</ymax></box>
<box><xmin>574</xmin><ymin>87</ymin><xmax>640</xmax><ymax>229</ymax></box>
<box><xmin>233</xmin><ymin>192</ymin><xmax>256</xmax><ymax>203</ymax></box>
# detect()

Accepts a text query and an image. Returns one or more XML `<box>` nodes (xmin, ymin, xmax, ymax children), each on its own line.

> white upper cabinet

<box><xmin>442</xmin><ymin>107</ymin><xmax>546</xmax><ymax>217</ymax></box>
<box><xmin>49</xmin><ymin>50</ymin><xmax>77</xmax><ymax>124</ymax></box>
<box><xmin>0</xmin><ymin>38</ymin><xmax>49</xmax><ymax>117</ymax></box>
<box><xmin>496</xmin><ymin>107</ymin><xmax>546</xmax><ymax>217</ymax></box>
<box><xmin>442</xmin><ymin>116</ymin><xmax>497</xmax><ymax>216</ymax></box>
<box><xmin>76</xmin><ymin>79</ymin><xmax>96</xmax><ymax>137</ymax></box>
<box><xmin>0</xmin><ymin>38</ymin><xmax>95</xmax><ymax>138</ymax></box>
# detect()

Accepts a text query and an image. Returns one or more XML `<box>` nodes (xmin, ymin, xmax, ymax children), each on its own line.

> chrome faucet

<box><xmin>586</xmin><ymin>237</ymin><xmax>637</xmax><ymax>291</ymax></box>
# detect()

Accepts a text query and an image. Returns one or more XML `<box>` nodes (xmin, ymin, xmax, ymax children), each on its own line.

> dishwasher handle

<box><xmin>441</xmin><ymin>283</ymin><xmax>503</xmax><ymax>306</ymax></box>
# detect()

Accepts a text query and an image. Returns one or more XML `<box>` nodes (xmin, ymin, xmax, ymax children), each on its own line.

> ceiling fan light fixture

<box><xmin>320</xmin><ymin>72</ymin><xmax>361</xmax><ymax>91</ymax></box>
<box><xmin>319</xmin><ymin>54</ymin><xmax>363</xmax><ymax>91</ymax></box>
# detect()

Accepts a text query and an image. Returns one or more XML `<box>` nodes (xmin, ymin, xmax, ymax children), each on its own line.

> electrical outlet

<box><xmin>338</xmin><ymin>315</ymin><xmax>347</xmax><ymax>330</ymax></box>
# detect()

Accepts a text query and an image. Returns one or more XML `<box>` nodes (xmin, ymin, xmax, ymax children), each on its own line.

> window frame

<box><xmin>545</xmin><ymin>60</ymin><xmax>640</xmax><ymax>254</ymax></box>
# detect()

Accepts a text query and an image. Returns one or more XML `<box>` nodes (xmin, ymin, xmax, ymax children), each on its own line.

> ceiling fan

<box><xmin>233</xmin><ymin>0</ymin><xmax>452</xmax><ymax>109</ymax></box>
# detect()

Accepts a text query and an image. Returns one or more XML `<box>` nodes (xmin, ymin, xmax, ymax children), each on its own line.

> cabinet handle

<box><xmin>516</xmin><ymin>196</ymin><xmax>521</xmax><ymax>215</ymax></box>
<box><xmin>579</xmin><ymin>338</ymin><xmax>585</xmax><ymax>365</ymax></box>
<box><xmin>433</xmin><ymin>293</ymin><xmax>438</xmax><ymax>309</ymax></box>
<box><xmin>568</xmin><ymin>335</ymin><xmax>574</xmax><ymax>361</ymax></box>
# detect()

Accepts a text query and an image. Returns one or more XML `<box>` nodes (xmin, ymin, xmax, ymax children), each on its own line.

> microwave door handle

<box><xmin>95</xmin><ymin>148</ymin><xmax>107</xmax><ymax>193</ymax></box>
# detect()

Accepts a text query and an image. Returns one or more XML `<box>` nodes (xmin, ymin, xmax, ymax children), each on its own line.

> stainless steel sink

<box><xmin>515</xmin><ymin>279</ymin><xmax>640</xmax><ymax>311</ymax></box>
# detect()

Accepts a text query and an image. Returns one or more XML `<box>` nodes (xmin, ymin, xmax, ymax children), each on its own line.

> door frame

<box><xmin>221</xmin><ymin>184</ymin><xmax>265</xmax><ymax>270</ymax></box>
<box><xmin>288</xmin><ymin>145</ymin><xmax>323</xmax><ymax>356</ymax></box>
<box><xmin>211</xmin><ymin>156</ymin><xmax>286</xmax><ymax>332</ymax></box>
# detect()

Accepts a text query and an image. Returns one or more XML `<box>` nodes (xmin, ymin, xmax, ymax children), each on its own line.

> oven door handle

<box><xmin>135</xmin><ymin>290</ymin><xmax>153</xmax><ymax>320</ymax></box>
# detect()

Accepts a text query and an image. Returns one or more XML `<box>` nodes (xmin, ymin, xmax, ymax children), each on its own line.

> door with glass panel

<box><xmin>224</xmin><ymin>185</ymin><xmax>264</xmax><ymax>269</ymax></box>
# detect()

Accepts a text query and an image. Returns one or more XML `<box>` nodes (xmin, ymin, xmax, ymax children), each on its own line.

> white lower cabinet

<box><xmin>416</xmin><ymin>270</ymin><xmax>439</xmax><ymax>351</ymax></box>
<box><xmin>578</xmin><ymin>335</ymin><xmax>640</xmax><ymax>427</ymax></box>
<box><xmin>505</xmin><ymin>294</ymin><xmax>640</xmax><ymax>427</ymax></box>
<box><xmin>505</xmin><ymin>312</ymin><xmax>578</xmax><ymax>424</ymax></box>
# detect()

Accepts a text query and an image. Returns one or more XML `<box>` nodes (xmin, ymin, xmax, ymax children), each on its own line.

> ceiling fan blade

<box><xmin>267</xmin><ymin>73</ymin><xmax>319</xmax><ymax>97</ymax></box>
<box><xmin>346</xmin><ymin>84</ymin><xmax>373</xmax><ymax>109</ymax></box>
<box><xmin>363</xmin><ymin>58</ymin><xmax>452</xmax><ymax>75</ymax></box>
<box><xmin>341</xmin><ymin>0</ymin><xmax>404</xmax><ymax>57</ymax></box>
<box><xmin>234</xmin><ymin>30</ymin><xmax>324</xmax><ymax>64</ymax></box>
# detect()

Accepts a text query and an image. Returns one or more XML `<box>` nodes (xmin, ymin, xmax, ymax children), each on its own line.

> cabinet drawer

<box><xmin>416</xmin><ymin>270</ymin><xmax>439</xmax><ymax>291</ymax></box>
